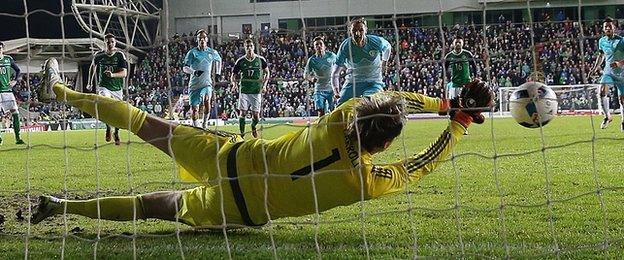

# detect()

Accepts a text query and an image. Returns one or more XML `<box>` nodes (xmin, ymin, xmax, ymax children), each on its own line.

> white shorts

<box><xmin>0</xmin><ymin>92</ymin><xmax>18</xmax><ymax>112</ymax></box>
<box><xmin>238</xmin><ymin>93</ymin><xmax>262</xmax><ymax>112</ymax></box>
<box><xmin>97</xmin><ymin>87</ymin><xmax>123</xmax><ymax>100</ymax></box>
<box><xmin>446</xmin><ymin>82</ymin><xmax>462</xmax><ymax>99</ymax></box>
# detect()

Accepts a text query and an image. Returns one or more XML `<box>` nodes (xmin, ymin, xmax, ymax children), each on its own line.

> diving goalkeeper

<box><xmin>32</xmin><ymin>58</ymin><xmax>493</xmax><ymax>228</ymax></box>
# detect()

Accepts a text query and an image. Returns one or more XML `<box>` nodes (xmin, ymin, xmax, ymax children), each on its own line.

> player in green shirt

<box><xmin>444</xmin><ymin>37</ymin><xmax>478</xmax><ymax>99</ymax></box>
<box><xmin>0</xmin><ymin>41</ymin><xmax>25</xmax><ymax>145</ymax></box>
<box><xmin>444</xmin><ymin>37</ymin><xmax>479</xmax><ymax>135</ymax></box>
<box><xmin>230</xmin><ymin>39</ymin><xmax>270</xmax><ymax>138</ymax></box>
<box><xmin>89</xmin><ymin>33</ymin><xmax>128</xmax><ymax>145</ymax></box>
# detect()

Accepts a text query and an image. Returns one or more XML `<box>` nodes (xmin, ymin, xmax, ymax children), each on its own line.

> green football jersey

<box><xmin>93</xmin><ymin>51</ymin><xmax>128</xmax><ymax>91</ymax></box>
<box><xmin>0</xmin><ymin>55</ymin><xmax>17</xmax><ymax>93</ymax></box>
<box><xmin>445</xmin><ymin>50</ymin><xmax>475</xmax><ymax>87</ymax></box>
<box><xmin>233</xmin><ymin>55</ymin><xmax>268</xmax><ymax>94</ymax></box>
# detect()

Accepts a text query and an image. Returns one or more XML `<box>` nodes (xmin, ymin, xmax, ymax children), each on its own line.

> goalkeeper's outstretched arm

<box><xmin>373</xmin><ymin>91</ymin><xmax>448</xmax><ymax>114</ymax></box>
<box><xmin>363</xmin><ymin>80</ymin><xmax>492</xmax><ymax>198</ymax></box>
<box><xmin>363</xmin><ymin>113</ymin><xmax>471</xmax><ymax>198</ymax></box>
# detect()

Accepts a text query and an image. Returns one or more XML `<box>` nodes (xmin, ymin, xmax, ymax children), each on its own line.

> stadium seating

<box><xmin>19</xmin><ymin>19</ymin><xmax>622</xmax><ymax>119</ymax></box>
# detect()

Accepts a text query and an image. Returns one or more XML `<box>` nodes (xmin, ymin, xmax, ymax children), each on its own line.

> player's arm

<box><xmin>88</xmin><ymin>62</ymin><xmax>95</xmax><ymax>90</ymax></box>
<box><xmin>260</xmin><ymin>56</ymin><xmax>270</xmax><ymax>92</ymax></box>
<box><xmin>590</xmin><ymin>50</ymin><xmax>604</xmax><ymax>77</ymax></box>
<box><xmin>303</xmin><ymin>58</ymin><xmax>316</xmax><ymax>82</ymax></box>
<box><xmin>373</xmin><ymin>91</ymin><xmax>447</xmax><ymax>114</ymax></box>
<box><xmin>230</xmin><ymin>59</ymin><xmax>241</xmax><ymax>89</ymax></box>
<box><xmin>109</xmin><ymin>68</ymin><xmax>127</xmax><ymax>78</ymax></box>
<box><xmin>99</xmin><ymin>52</ymin><xmax>126</xmax><ymax>79</ymax></box>
<box><xmin>214</xmin><ymin>51</ymin><xmax>223</xmax><ymax>82</ymax></box>
<box><xmin>332</xmin><ymin>40</ymin><xmax>349</xmax><ymax>98</ymax></box>
<box><xmin>467</xmin><ymin>51</ymin><xmax>479</xmax><ymax>77</ymax></box>
<box><xmin>380</xmin><ymin>38</ymin><xmax>391</xmax><ymax>75</ymax></box>
<box><xmin>443</xmin><ymin>52</ymin><xmax>452</xmax><ymax>80</ymax></box>
<box><xmin>365</xmin><ymin>81</ymin><xmax>492</xmax><ymax>197</ymax></box>
<box><xmin>612</xmin><ymin>42</ymin><xmax>624</xmax><ymax>68</ymax></box>
<box><xmin>590</xmin><ymin>38</ymin><xmax>605</xmax><ymax>77</ymax></box>
<box><xmin>328</xmin><ymin>54</ymin><xmax>339</xmax><ymax>96</ymax></box>
<box><xmin>331</xmin><ymin>65</ymin><xmax>345</xmax><ymax>98</ymax></box>
<box><xmin>9</xmin><ymin>58</ymin><xmax>21</xmax><ymax>87</ymax></box>
<box><xmin>106</xmin><ymin>52</ymin><xmax>128</xmax><ymax>78</ymax></box>
<box><xmin>182</xmin><ymin>50</ymin><xmax>201</xmax><ymax>76</ymax></box>
<box><xmin>364</xmin><ymin>118</ymin><xmax>467</xmax><ymax>198</ymax></box>
<box><xmin>87</xmin><ymin>54</ymin><xmax>99</xmax><ymax>90</ymax></box>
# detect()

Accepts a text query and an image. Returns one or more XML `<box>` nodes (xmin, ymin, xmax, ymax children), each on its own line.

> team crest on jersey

<box><xmin>369</xmin><ymin>50</ymin><xmax>377</xmax><ymax>57</ymax></box>
<box><xmin>326</xmin><ymin>58</ymin><xmax>332</xmax><ymax>63</ymax></box>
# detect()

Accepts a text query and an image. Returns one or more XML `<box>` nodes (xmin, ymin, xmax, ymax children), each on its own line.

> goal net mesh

<box><xmin>1</xmin><ymin>0</ymin><xmax>622</xmax><ymax>258</ymax></box>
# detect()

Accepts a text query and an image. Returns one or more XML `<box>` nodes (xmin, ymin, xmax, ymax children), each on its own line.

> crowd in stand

<box><xmin>9</xmin><ymin>18</ymin><xmax>624</xmax><ymax>122</ymax></box>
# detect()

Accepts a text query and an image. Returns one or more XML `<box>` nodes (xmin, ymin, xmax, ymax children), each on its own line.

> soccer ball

<box><xmin>509</xmin><ymin>82</ymin><xmax>558</xmax><ymax>128</ymax></box>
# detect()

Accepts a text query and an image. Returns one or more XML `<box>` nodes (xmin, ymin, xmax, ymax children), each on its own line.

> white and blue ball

<box><xmin>509</xmin><ymin>82</ymin><xmax>558</xmax><ymax>128</ymax></box>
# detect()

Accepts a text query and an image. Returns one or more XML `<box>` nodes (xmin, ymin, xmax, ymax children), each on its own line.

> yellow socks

<box><xmin>52</xmin><ymin>83</ymin><xmax>147</xmax><ymax>134</ymax></box>
<box><xmin>55</xmin><ymin>196</ymin><xmax>146</xmax><ymax>221</ymax></box>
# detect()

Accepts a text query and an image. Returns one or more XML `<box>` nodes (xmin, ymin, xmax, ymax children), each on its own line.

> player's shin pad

<box><xmin>53</xmin><ymin>83</ymin><xmax>147</xmax><ymax>134</ymax></box>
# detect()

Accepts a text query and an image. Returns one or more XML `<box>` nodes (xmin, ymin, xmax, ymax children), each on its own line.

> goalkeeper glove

<box><xmin>450</xmin><ymin>79</ymin><xmax>493</xmax><ymax>127</ymax></box>
<box><xmin>193</xmin><ymin>70</ymin><xmax>204</xmax><ymax>77</ymax></box>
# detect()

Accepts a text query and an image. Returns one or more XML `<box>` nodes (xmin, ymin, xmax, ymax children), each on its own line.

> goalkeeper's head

<box><xmin>347</xmin><ymin>95</ymin><xmax>406</xmax><ymax>154</ymax></box>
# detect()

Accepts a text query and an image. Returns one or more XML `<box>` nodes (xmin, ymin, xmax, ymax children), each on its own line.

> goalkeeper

<box><xmin>32</xmin><ymin>58</ymin><xmax>493</xmax><ymax>228</ymax></box>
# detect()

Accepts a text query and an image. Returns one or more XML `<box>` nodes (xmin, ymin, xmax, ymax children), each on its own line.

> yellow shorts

<box><xmin>170</xmin><ymin>125</ymin><xmax>259</xmax><ymax>227</ymax></box>
<box><xmin>170</xmin><ymin>125</ymin><xmax>241</xmax><ymax>185</ymax></box>
<box><xmin>177</xmin><ymin>185</ymin><xmax>248</xmax><ymax>227</ymax></box>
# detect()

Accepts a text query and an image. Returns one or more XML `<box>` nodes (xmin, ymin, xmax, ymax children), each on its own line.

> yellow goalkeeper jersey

<box><xmin>175</xmin><ymin>91</ymin><xmax>465</xmax><ymax>227</ymax></box>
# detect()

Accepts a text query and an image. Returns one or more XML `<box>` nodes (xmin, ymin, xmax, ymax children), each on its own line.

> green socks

<box><xmin>239</xmin><ymin>117</ymin><xmax>246</xmax><ymax>135</ymax></box>
<box><xmin>251</xmin><ymin>118</ymin><xmax>259</xmax><ymax>131</ymax></box>
<box><xmin>12</xmin><ymin>113</ymin><xmax>20</xmax><ymax>140</ymax></box>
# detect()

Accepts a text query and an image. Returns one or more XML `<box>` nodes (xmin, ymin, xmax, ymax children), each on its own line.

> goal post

<box><xmin>497</xmin><ymin>84</ymin><xmax>602</xmax><ymax>116</ymax></box>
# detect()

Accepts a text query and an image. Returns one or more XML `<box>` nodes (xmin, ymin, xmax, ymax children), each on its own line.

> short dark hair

<box><xmin>104</xmin><ymin>33</ymin><xmax>115</xmax><ymax>39</ymax></box>
<box><xmin>244</xmin><ymin>39</ymin><xmax>254</xmax><ymax>45</ymax></box>
<box><xmin>349</xmin><ymin>17</ymin><xmax>367</xmax><ymax>28</ymax></box>
<box><xmin>0</xmin><ymin>41</ymin><xmax>4</xmax><ymax>47</ymax></box>
<box><xmin>346</xmin><ymin>95</ymin><xmax>405</xmax><ymax>153</ymax></box>
<box><xmin>604</xmin><ymin>17</ymin><xmax>614</xmax><ymax>23</ymax></box>
<box><xmin>313</xmin><ymin>36</ymin><xmax>324</xmax><ymax>43</ymax></box>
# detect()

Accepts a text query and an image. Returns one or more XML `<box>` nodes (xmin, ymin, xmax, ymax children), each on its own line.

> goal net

<box><xmin>1</xmin><ymin>0</ymin><xmax>623</xmax><ymax>258</ymax></box>
<box><xmin>498</xmin><ymin>84</ymin><xmax>602</xmax><ymax>115</ymax></box>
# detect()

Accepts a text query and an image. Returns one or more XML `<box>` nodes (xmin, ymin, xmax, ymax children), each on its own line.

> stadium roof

<box><xmin>71</xmin><ymin>0</ymin><xmax>162</xmax><ymax>53</ymax></box>
<box><xmin>2</xmin><ymin>38</ymin><xmax>137</xmax><ymax>63</ymax></box>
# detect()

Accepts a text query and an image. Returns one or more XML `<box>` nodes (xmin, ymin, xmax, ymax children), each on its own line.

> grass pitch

<box><xmin>0</xmin><ymin>115</ymin><xmax>623</xmax><ymax>259</ymax></box>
